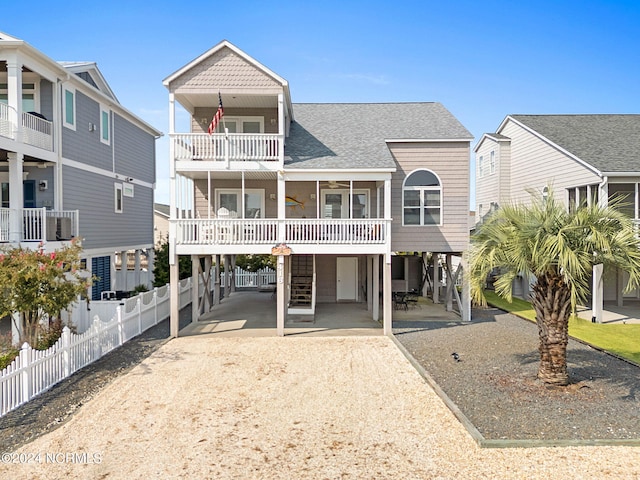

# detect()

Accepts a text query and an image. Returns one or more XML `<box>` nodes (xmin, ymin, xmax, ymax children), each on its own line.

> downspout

<box><xmin>598</xmin><ymin>175</ymin><xmax>608</xmax><ymax>208</ymax></box>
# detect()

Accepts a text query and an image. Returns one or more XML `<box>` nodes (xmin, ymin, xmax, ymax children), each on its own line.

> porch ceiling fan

<box><xmin>322</xmin><ymin>180</ymin><xmax>350</xmax><ymax>189</ymax></box>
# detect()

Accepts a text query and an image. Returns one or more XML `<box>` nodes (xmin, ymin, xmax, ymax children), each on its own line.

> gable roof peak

<box><xmin>162</xmin><ymin>39</ymin><xmax>289</xmax><ymax>89</ymax></box>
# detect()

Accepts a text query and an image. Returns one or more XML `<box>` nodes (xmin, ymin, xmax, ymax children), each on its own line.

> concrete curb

<box><xmin>389</xmin><ymin>333</ymin><xmax>640</xmax><ymax>449</ymax></box>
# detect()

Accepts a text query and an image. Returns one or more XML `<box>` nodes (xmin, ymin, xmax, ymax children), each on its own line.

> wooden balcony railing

<box><xmin>174</xmin><ymin>218</ymin><xmax>389</xmax><ymax>246</ymax></box>
<box><xmin>171</xmin><ymin>133</ymin><xmax>281</xmax><ymax>162</ymax></box>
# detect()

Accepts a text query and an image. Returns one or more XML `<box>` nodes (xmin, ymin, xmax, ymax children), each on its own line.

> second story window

<box><xmin>114</xmin><ymin>183</ymin><xmax>123</xmax><ymax>213</ymax></box>
<box><xmin>490</xmin><ymin>151</ymin><xmax>495</xmax><ymax>175</ymax></box>
<box><xmin>478</xmin><ymin>155</ymin><xmax>485</xmax><ymax>178</ymax></box>
<box><xmin>63</xmin><ymin>87</ymin><xmax>75</xmax><ymax>130</ymax></box>
<box><xmin>100</xmin><ymin>106</ymin><xmax>110</xmax><ymax>145</ymax></box>
<box><xmin>403</xmin><ymin>169</ymin><xmax>442</xmax><ymax>226</ymax></box>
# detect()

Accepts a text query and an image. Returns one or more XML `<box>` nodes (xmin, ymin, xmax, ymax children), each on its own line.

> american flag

<box><xmin>207</xmin><ymin>92</ymin><xmax>224</xmax><ymax>135</ymax></box>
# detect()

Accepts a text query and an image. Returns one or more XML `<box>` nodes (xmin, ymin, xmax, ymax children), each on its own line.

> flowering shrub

<box><xmin>0</xmin><ymin>239</ymin><xmax>92</xmax><ymax>347</ymax></box>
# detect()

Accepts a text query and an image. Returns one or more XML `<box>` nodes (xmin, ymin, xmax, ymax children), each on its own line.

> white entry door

<box><xmin>336</xmin><ymin>257</ymin><xmax>358</xmax><ymax>301</ymax></box>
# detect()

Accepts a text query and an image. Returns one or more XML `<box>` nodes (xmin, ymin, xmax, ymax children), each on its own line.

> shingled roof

<box><xmin>509</xmin><ymin>114</ymin><xmax>640</xmax><ymax>173</ymax></box>
<box><xmin>284</xmin><ymin>103</ymin><xmax>472</xmax><ymax>169</ymax></box>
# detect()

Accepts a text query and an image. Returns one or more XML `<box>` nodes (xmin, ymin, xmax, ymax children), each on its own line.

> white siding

<box><xmin>500</xmin><ymin>119</ymin><xmax>601</xmax><ymax>205</ymax></box>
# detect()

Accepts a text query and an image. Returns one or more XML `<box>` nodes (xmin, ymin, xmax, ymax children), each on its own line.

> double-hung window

<box><xmin>403</xmin><ymin>169</ymin><xmax>442</xmax><ymax>226</ymax></box>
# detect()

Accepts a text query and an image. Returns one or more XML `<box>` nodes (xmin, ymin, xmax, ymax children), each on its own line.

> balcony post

<box><xmin>278</xmin><ymin>93</ymin><xmax>285</xmax><ymax>168</ymax></box>
<box><xmin>277</xmin><ymin>171</ymin><xmax>286</xmax><ymax>243</ymax></box>
<box><xmin>6</xmin><ymin>56</ymin><xmax>22</xmax><ymax>141</ymax></box>
<box><xmin>7</xmin><ymin>152</ymin><xmax>24</xmax><ymax>242</ymax></box>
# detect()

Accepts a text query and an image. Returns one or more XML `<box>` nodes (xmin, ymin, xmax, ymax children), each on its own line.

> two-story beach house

<box><xmin>0</xmin><ymin>32</ymin><xmax>162</xmax><ymax>308</ymax></box>
<box><xmin>164</xmin><ymin>41</ymin><xmax>473</xmax><ymax>336</ymax></box>
<box><xmin>475</xmin><ymin>114</ymin><xmax>640</xmax><ymax>322</ymax></box>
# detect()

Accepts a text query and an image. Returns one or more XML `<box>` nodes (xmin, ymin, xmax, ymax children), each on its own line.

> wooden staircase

<box><xmin>288</xmin><ymin>255</ymin><xmax>315</xmax><ymax>317</ymax></box>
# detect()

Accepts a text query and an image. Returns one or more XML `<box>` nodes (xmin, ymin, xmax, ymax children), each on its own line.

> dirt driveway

<box><xmin>1</xmin><ymin>335</ymin><xmax>638</xmax><ymax>479</ymax></box>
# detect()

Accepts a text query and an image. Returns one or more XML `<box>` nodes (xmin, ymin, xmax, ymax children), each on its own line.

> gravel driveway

<box><xmin>1</xmin><ymin>333</ymin><xmax>639</xmax><ymax>479</ymax></box>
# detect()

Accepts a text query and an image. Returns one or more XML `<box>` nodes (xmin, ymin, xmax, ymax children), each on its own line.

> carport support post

<box><xmin>461</xmin><ymin>254</ymin><xmax>471</xmax><ymax>322</ymax></box>
<box><xmin>204</xmin><ymin>256</ymin><xmax>212</xmax><ymax>311</ymax></box>
<box><xmin>432</xmin><ymin>254</ymin><xmax>440</xmax><ymax>304</ymax></box>
<box><xmin>170</xmin><ymin>260</ymin><xmax>179</xmax><ymax>338</ymax></box>
<box><xmin>276</xmin><ymin>255</ymin><xmax>285</xmax><ymax>336</ymax></box>
<box><xmin>230</xmin><ymin>255</ymin><xmax>236</xmax><ymax>294</ymax></box>
<box><xmin>383</xmin><ymin>254</ymin><xmax>392</xmax><ymax>335</ymax></box>
<box><xmin>421</xmin><ymin>252</ymin><xmax>429</xmax><ymax>298</ymax></box>
<box><xmin>445</xmin><ymin>254</ymin><xmax>453</xmax><ymax>312</ymax></box>
<box><xmin>372</xmin><ymin>255</ymin><xmax>380</xmax><ymax>322</ymax></box>
<box><xmin>214</xmin><ymin>254</ymin><xmax>221</xmax><ymax>305</ymax></box>
<box><xmin>366</xmin><ymin>255</ymin><xmax>373</xmax><ymax>312</ymax></box>
<box><xmin>592</xmin><ymin>263</ymin><xmax>603</xmax><ymax>323</ymax></box>
<box><xmin>191</xmin><ymin>255</ymin><xmax>200</xmax><ymax>323</ymax></box>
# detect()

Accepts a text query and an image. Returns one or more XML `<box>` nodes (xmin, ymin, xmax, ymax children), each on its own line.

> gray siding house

<box><xmin>0</xmin><ymin>32</ymin><xmax>162</xmax><ymax>305</ymax></box>
<box><xmin>164</xmin><ymin>40</ymin><xmax>473</xmax><ymax>336</ymax></box>
<box><xmin>475</xmin><ymin>114</ymin><xmax>640</xmax><ymax>321</ymax></box>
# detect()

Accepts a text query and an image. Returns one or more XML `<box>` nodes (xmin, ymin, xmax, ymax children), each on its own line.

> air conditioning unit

<box><xmin>57</xmin><ymin>217</ymin><xmax>72</xmax><ymax>240</ymax></box>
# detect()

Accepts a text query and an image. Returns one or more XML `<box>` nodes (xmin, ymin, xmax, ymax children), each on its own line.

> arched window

<box><xmin>402</xmin><ymin>169</ymin><xmax>442</xmax><ymax>226</ymax></box>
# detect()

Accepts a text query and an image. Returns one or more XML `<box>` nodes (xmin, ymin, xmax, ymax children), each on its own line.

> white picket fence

<box><xmin>232</xmin><ymin>267</ymin><xmax>275</xmax><ymax>288</ymax></box>
<box><xmin>0</xmin><ymin>278</ymin><xmax>193</xmax><ymax>417</ymax></box>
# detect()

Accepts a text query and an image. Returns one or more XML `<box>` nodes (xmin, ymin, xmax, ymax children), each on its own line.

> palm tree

<box><xmin>470</xmin><ymin>187</ymin><xmax>640</xmax><ymax>386</ymax></box>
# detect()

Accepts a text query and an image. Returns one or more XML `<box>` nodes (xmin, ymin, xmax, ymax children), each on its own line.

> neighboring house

<box><xmin>0</xmin><ymin>32</ymin><xmax>162</xmax><ymax>310</ymax></box>
<box><xmin>475</xmin><ymin>114</ymin><xmax>640</xmax><ymax>321</ymax></box>
<box><xmin>154</xmin><ymin>202</ymin><xmax>170</xmax><ymax>245</ymax></box>
<box><xmin>163</xmin><ymin>40</ymin><xmax>473</xmax><ymax>336</ymax></box>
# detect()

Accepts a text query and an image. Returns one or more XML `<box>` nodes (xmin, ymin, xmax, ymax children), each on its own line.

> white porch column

<box><xmin>134</xmin><ymin>249</ymin><xmax>141</xmax><ymax>287</ymax></box>
<box><xmin>119</xmin><ymin>250</ymin><xmax>128</xmax><ymax>292</ymax></box>
<box><xmin>191</xmin><ymin>255</ymin><xmax>200</xmax><ymax>323</ymax></box>
<box><xmin>366</xmin><ymin>255</ymin><xmax>373</xmax><ymax>312</ymax></box>
<box><xmin>432</xmin><ymin>254</ymin><xmax>440</xmax><ymax>304</ymax></box>
<box><xmin>6</xmin><ymin>57</ymin><xmax>22</xmax><ymax>140</ymax></box>
<box><xmin>592</xmin><ymin>263</ymin><xmax>604</xmax><ymax>323</ymax></box>
<box><xmin>147</xmin><ymin>248</ymin><xmax>155</xmax><ymax>288</ymax></box>
<box><xmin>373</xmin><ymin>255</ymin><xmax>380</xmax><ymax>322</ymax></box>
<box><xmin>383</xmin><ymin>254</ymin><xmax>392</xmax><ymax>335</ymax></box>
<box><xmin>278</xmin><ymin>93</ymin><xmax>285</xmax><ymax>165</ymax></box>
<box><xmin>277</xmin><ymin>171</ymin><xmax>286</xmax><ymax>242</ymax></box>
<box><xmin>7</xmin><ymin>152</ymin><xmax>24</xmax><ymax>242</ymax></box>
<box><xmin>170</xmin><ymin>260</ymin><xmax>179</xmax><ymax>338</ymax></box>
<box><xmin>276</xmin><ymin>255</ymin><xmax>285</xmax><ymax>336</ymax></box>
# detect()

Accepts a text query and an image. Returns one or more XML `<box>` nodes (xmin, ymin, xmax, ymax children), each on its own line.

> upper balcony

<box><xmin>171</xmin><ymin>132</ymin><xmax>283</xmax><ymax>167</ymax></box>
<box><xmin>0</xmin><ymin>102</ymin><xmax>54</xmax><ymax>152</ymax></box>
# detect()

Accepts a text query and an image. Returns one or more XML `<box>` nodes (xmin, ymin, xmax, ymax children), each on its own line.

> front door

<box><xmin>336</xmin><ymin>257</ymin><xmax>358</xmax><ymax>301</ymax></box>
<box><xmin>23</xmin><ymin>180</ymin><xmax>36</xmax><ymax>208</ymax></box>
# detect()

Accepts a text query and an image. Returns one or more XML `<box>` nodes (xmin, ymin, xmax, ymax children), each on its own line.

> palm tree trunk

<box><xmin>530</xmin><ymin>272</ymin><xmax>571</xmax><ymax>386</ymax></box>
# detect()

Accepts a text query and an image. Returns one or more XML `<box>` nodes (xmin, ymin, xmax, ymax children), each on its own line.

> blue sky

<box><xmin>4</xmin><ymin>0</ymin><xmax>640</xmax><ymax>205</ymax></box>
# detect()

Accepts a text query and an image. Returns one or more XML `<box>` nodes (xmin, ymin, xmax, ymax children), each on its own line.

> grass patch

<box><xmin>483</xmin><ymin>290</ymin><xmax>640</xmax><ymax>364</ymax></box>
